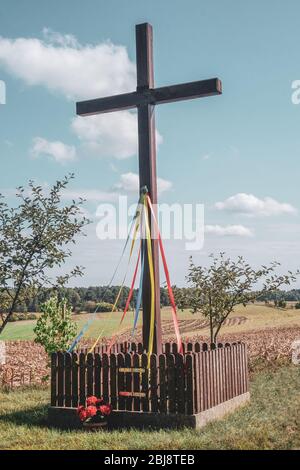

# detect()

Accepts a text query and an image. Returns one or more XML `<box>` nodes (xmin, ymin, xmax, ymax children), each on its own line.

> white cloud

<box><xmin>72</xmin><ymin>112</ymin><xmax>137</xmax><ymax>159</ymax></box>
<box><xmin>71</xmin><ymin>112</ymin><xmax>162</xmax><ymax>160</ymax></box>
<box><xmin>30</xmin><ymin>137</ymin><xmax>76</xmax><ymax>164</ymax></box>
<box><xmin>215</xmin><ymin>193</ymin><xmax>297</xmax><ymax>217</ymax></box>
<box><xmin>62</xmin><ymin>188</ymin><xmax>118</xmax><ymax>202</ymax></box>
<box><xmin>42</xmin><ymin>28</ymin><xmax>80</xmax><ymax>48</ymax></box>
<box><xmin>114</xmin><ymin>172</ymin><xmax>172</xmax><ymax>196</ymax></box>
<box><xmin>205</xmin><ymin>224</ymin><xmax>253</xmax><ymax>237</ymax></box>
<box><xmin>0</xmin><ymin>30</ymin><xmax>163</xmax><ymax>160</ymax></box>
<box><xmin>0</xmin><ymin>30</ymin><xmax>136</xmax><ymax>100</ymax></box>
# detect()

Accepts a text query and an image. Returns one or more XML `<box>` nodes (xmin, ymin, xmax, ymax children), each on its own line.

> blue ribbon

<box><xmin>132</xmin><ymin>239</ymin><xmax>144</xmax><ymax>336</ymax></box>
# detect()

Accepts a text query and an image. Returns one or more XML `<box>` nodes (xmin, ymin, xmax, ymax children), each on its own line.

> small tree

<box><xmin>175</xmin><ymin>253</ymin><xmax>299</xmax><ymax>343</ymax></box>
<box><xmin>0</xmin><ymin>174</ymin><xmax>88</xmax><ymax>335</ymax></box>
<box><xmin>276</xmin><ymin>299</ymin><xmax>287</xmax><ymax>309</ymax></box>
<box><xmin>34</xmin><ymin>296</ymin><xmax>77</xmax><ymax>354</ymax></box>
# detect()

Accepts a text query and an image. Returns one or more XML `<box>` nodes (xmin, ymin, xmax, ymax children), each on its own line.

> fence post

<box><xmin>71</xmin><ymin>352</ymin><xmax>79</xmax><ymax>407</ymax></box>
<box><xmin>150</xmin><ymin>354</ymin><xmax>159</xmax><ymax>412</ymax></box>
<box><xmin>185</xmin><ymin>354</ymin><xmax>194</xmax><ymax>415</ymax></box>
<box><xmin>133</xmin><ymin>353</ymin><xmax>141</xmax><ymax>411</ymax></box>
<box><xmin>86</xmin><ymin>353</ymin><xmax>94</xmax><ymax>397</ymax></box>
<box><xmin>110</xmin><ymin>353</ymin><xmax>117</xmax><ymax>409</ymax></box>
<box><xmin>159</xmin><ymin>354</ymin><xmax>167</xmax><ymax>413</ymax></box>
<box><xmin>64</xmin><ymin>352</ymin><xmax>72</xmax><ymax>407</ymax></box>
<box><xmin>102</xmin><ymin>353</ymin><xmax>109</xmax><ymax>403</ymax></box>
<box><xmin>166</xmin><ymin>354</ymin><xmax>176</xmax><ymax>414</ymax></box>
<box><xmin>50</xmin><ymin>352</ymin><xmax>57</xmax><ymax>406</ymax></box>
<box><xmin>141</xmin><ymin>353</ymin><xmax>149</xmax><ymax>412</ymax></box>
<box><xmin>125</xmin><ymin>352</ymin><xmax>133</xmax><ymax>411</ymax></box>
<box><xmin>94</xmin><ymin>352</ymin><xmax>101</xmax><ymax>398</ymax></box>
<box><xmin>175</xmin><ymin>353</ymin><xmax>185</xmax><ymax>413</ymax></box>
<box><xmin>57</xmin><ymin>352</ymin><xmax>65</xmax><ymax>407</ymax></box>
<box><xmin>79</xmin><ymin>352</ymin><xmax>86</xmax><ymax>406</ymax></box>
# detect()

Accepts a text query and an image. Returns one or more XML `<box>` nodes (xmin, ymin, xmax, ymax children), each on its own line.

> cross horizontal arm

<box><xmin>152</xmin><ymin>78</ymin><xmax>222</xmax><ymax>105</ymax></box>
<box><xmin>76</xmin><ymin>78</ymin><xmax>222</xmax><ymax>116</ymax></box>
<box><xmin>76</xmin><ymin>91</ymin><xmax>139</xmax><ymax>116</ymax></box>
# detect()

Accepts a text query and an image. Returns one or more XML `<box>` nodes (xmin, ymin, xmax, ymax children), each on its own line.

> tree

<box><xmin>175</xmin><ymin>253</ymin><xmax>299</xmax><ymax>343</ymax></box>
<box><xmin>0</xmin><ymin>174</ymin><xmax>88</xmax><ymax>335</ymax></box>
<box><xmin>276</xmin><ymin>299</ymin><xmax>287</xmax><ymax>309</ymax></box>
<box><xmin>34</xmin><ymin>296</ymin><xmax>77</xmax><ymax>354</ymax></box>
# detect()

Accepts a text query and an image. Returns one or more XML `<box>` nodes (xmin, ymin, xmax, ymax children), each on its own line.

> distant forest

<box><xmin>5</xmin><ymin>286</ymin><xmax>300</xmax><ymax>314</ymax></box>
<box><xmin>7</xmin><ymin>286</ymin><xmax>171</xmax><ymax>313</ymax></box>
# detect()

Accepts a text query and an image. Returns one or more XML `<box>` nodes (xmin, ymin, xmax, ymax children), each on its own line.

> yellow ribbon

<box><xmin>143</xmin><ymin>197</ymin><xmax>155</xmax><ymax>366</ymax></box>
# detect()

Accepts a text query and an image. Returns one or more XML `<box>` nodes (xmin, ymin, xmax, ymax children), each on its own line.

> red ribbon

<box><xmin>146</xmin><ymin>195</ymin><xmax>183</xmax><ymax>354</ymax></box>
<box><xmin>107</xmin><ymin>245</ymin><xmax>141</xmax><ymax>354</ymax></box>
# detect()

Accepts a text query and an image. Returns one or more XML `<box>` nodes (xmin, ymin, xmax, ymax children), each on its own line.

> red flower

<box><xmin>86</xmin><ymin>405</ymin><xmax>97</xmax><ymax>418</ymax></box>
<box><xmin>99</xmin><ymin>404</ymin><xmax>112</xmax><ymax>416</ymax></box>
<box><xmin>78</xmin><ymin>409</ymin><xmax>88</xmax><ymax>422</ymax></box>
<box><xmin>86</xmin><ymin>396</ymin><xmax>98</xmax><ymax>406</ymax></box>
<box><xmin>77</xmin><ymin>405</ymin><xmax>85</xmax><ymax>414</ymax></box>
<box><xmin>96</xmin><ymin>397</ymin><xmax>104</xmax><ymax>408</ymax></box>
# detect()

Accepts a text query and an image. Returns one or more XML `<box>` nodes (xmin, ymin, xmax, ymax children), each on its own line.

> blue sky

<box><xmin>1</xmin><ymin>0</ymin><xmax>300</xmax><ymax>286</ymax></box>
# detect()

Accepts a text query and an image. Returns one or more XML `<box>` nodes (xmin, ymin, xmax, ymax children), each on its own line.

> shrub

<box><xmin>83</xmin><ymin>301</ymin><xmax>97</xmax><ymax>313</ymax></box>
<box><xmin>34</xmin><ymin>296</ymin><xmax>77</xmax><ymax>354</ymax></box>
<box><xmin>17</xmin><ymin>313</ymin><xmax>27</xmax><ymax>321</ymax></box>
<box><xmin>96</xmin><ymin>302</ymin><xmax>114</xmax><ymax>312</ymax></box>
<box><xmin>27</xmin><ymin>313</ymin><xmax>38</xmax><ymax>320</ymax></box>
<box><xmin>277</xmin><ymin>300</ymin><xmax>287</xmax><ymax>309</ymax></box>
<box><xmin>8</xmin><ymin>313</ymin><xmax>18</xmax><ymax>322</ymax></box>
<box><xmin>295</xmin><ymin>302</ymin><xmax>300</xmax><ymax>309</ymax></box>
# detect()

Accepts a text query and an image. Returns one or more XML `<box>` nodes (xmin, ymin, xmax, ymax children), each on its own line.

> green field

<box><xmin>1</xmin><ymin>304</ymin><xmax>300</xmax><ymax>341</ymax></box>
<box><xmin>0</xmin><ymin>365</ymin><xmax>299</xmax><ymax>450</ymax></box>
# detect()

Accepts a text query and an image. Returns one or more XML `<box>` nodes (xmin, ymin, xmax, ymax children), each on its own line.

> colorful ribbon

<box><xmin>107</xmin><ymin>242</ymin><xmax>142</xmax><ymax>353</ymax></box>
<box><xmin>132</xmin><ymin>238</ymin><xmax>144</xmax><ymax>335</ymax></box>
<box><xmin>88</xmin><ymin>207</ymin><xmax>142</xmax><ymax>353</ymax></box>
<box><xmin>68</xmin><ymin>199</ymin><xmax>143</xmax><ymax>353</ymax></box>
<box><xmin>146</xmin><ymin>194</ymin><xmax>183</xmax><ymax>354</ymax></box>
<box><xmin>143</xmin><ymin>197</ymin><xmax>156</xmax><ymax>363</ymax></box>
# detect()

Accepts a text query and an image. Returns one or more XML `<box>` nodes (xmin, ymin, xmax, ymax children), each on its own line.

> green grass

<box><xmin>2</xmin><ymin>304</ymin><xmax>300</xmax><ymax>341</ymax></box>
<box><xmin>0</xmin><ymin>365</ymin><xmax>299</xmax><ymax>450</ymax></box>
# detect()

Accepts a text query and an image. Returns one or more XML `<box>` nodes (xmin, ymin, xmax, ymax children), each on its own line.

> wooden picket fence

<box><xmin>51</xmin><ymin>342</ymin><xmax>248</xmax><ymax>415</ymax></box>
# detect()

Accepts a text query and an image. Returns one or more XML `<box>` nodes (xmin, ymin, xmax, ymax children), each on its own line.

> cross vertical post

<box><xmin>136</xmin><ymin>23</ymin><xmax>162</xmax><ymax>354</ymax></box>
<box><xmin>76</xmin><ymin>22</ymin><xmax>222</xmax><ymax>356</ymax></box>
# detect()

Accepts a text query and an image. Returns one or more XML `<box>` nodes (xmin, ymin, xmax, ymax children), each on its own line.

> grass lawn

<box><xmin>0</xmin><ymin>365</ymin><xmax>299</xmax><ymax>450</ymax></box>
<box><xmin>1</xmin><ymin>304</ymin><xmax>300</xmax><ymax>342</ymax></box>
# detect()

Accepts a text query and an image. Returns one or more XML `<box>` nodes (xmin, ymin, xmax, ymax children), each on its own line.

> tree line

<box><xmin>3</xmin><ymin>285</ymin><xmax>300</xmax><ymax>315</ymax></box>
<box><xmin>1</xmin><ymin>286</ymin><xmax>171</xmax><ymax>314</ymax></box>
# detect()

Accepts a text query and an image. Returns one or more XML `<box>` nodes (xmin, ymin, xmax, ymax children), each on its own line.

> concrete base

<box><xmin>48</xmin><ymin>392</ymin><xmax>250</xmax><ymax>430</ymax></box>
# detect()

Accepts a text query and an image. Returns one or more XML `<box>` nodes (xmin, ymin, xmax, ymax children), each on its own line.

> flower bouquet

<box><xmin>77</xmin><ymin>396</ymin><xmax>112</xmax><ymax>430</ymax></box>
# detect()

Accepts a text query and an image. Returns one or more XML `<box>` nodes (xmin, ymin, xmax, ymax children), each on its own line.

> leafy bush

<box><xmin>34</xmin><ymin>296</ymin><xmax>77</xmax><ymax>354</ymax></box>
<box><xmin>83</xmin><ymin>301</ymin><xmax>97</xmax><ymax>313</ymax></box>
<box><xmin>96</xmin><ymin>302</ymin><xmax>114</xmax><ymax>312</ymax></box>
<box><xmin>275</xmin><ymin>299</ymin><xmax>287</xmax><ymax>308</ymax></box>
<box><xmin>17</xmin><ymin>313</ymin><xmax>27</xmax><ymax>321</ymax></box>
<box><xmin>27</xmin><ymin>313</ymin><xmax>37</xmax><ymax>320</ymax></box>
<box><xmin>8</xmin><ymin>313</ymin><xmax>19</xmax><ymax>322</ymax></box>
<box><xmin>295</xmin><ymin>302</ymin><xmax>300</xmax><ymax>309</ymax></box>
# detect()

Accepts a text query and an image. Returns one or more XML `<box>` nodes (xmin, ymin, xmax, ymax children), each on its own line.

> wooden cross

<box><xmin>76</xmin><ymin>23</ymin><xmax>222</xmax><ymax>354</ymax></box>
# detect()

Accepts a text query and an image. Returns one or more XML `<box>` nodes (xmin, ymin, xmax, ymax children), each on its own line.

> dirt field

<box><xmin>1</xmin><ymin>303</ymin><xmax>300</xmax><ymax>341</ymax></box>
<box><xmin>1</xmin><ymin>303</ymin><xmax>300</xmax><ymax>387</ymax></box>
